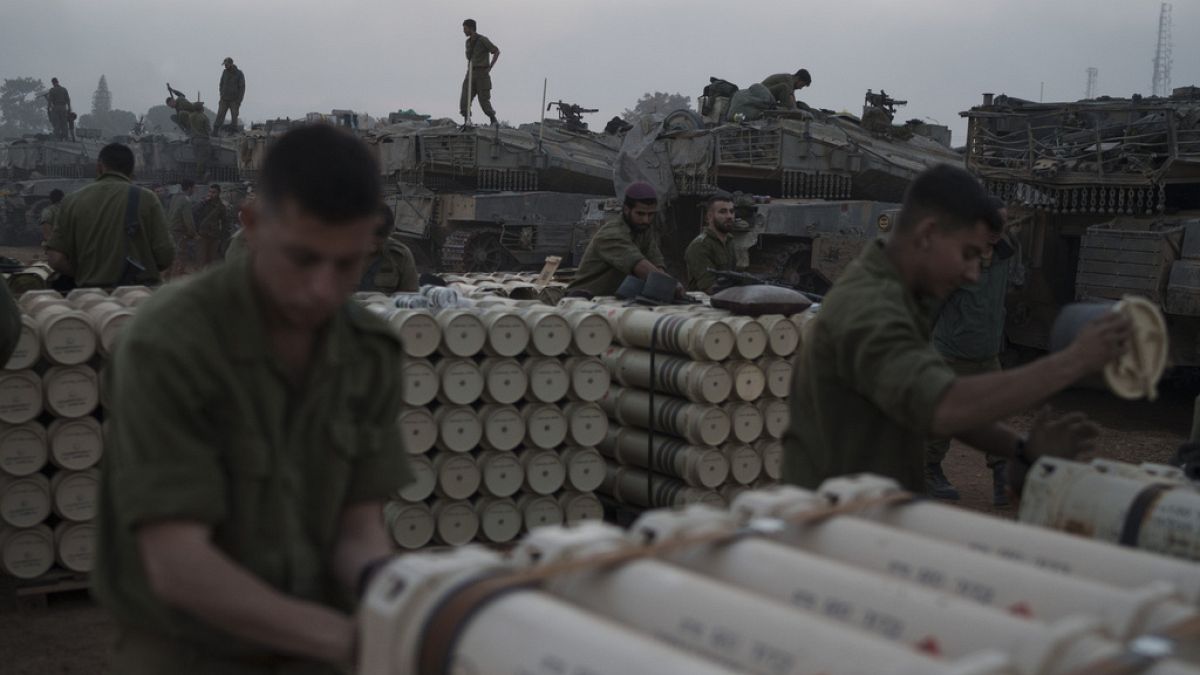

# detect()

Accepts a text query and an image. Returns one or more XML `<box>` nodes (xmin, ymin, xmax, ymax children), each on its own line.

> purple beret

<box><xmin>624</xmin><ymin>181</ymin><xmax>657</xmax><ymax>201</ymax></box>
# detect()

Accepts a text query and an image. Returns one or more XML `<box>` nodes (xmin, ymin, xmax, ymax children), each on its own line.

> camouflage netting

<box><xmin>613</xmin><ymin>115</ymin><xmax>714</xmax><ymax>204</ymax></box>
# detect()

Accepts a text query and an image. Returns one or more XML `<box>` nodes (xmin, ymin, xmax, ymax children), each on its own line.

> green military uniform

<box><xmin>684</xmin><ymin>227</ymin><xmax>736</xmax><ymax>292</ymax></box>
<box><xmin>196</xmin><ymin>195</ymin><xmax>232</xmax><ymax>266</ymax></box>
<box><xmin>0</xmin><ymin>283</ymin><xmax>20</xmax><ymax>366</ymax></box>
<box><xmin>215</xmin><ymin>65</ymin><xmax>246</xmax><ymax>132</ymax></box>
<box><xmin>761</xmin><ymin>73</ymin><xmax>797</xmax><ymax>107</ymax></box>
<box><xmin>93</xmin><ymin>253</ymin><xmax>412</xmax><ymax>675</ymax></box>
<box><xmin>46</xmin><ymin>84</ymin><xmax>71</xmax><ymax>139</ymax></box>
<box><xmin>166</xmin><ymin>193</ymin><xmax>197</xmax><ymax>274</ymax></box>
<box><xmin>46</xmin><ymin>173</ymin><xmax>174</xmax><ymax>287</ymax></box>
<box><xmin>926</xmin><ymin>255</ymin><xmax>1012</xmax><ymax>468</ymax></box>
<box><xmin>39</xmin><ymin>203</ymin><xmax>60</xmax><ymax>243</ymax></box>
<box><xmin>460</xmin><ymin>33</ymin><xmax>499</xmax><ymax>120</ymax></box>
<box><xmin>783</xmin><ymin>239</ymin><xmax>956</xmax><ymax>492</ymax></box>
<box><xmin>567</xmin><ymin>214</ymin><xmax>665</xmax><ymax>296</ymax></box>
<box><xmin>361</xmin><ymin>239</ymin><xmax>419</xmax><ymax>294</ymax></box>
<box><xmin>171</xmin><ymin>97</ymin><xmax>210</xmax><ymax>137</ymax></box>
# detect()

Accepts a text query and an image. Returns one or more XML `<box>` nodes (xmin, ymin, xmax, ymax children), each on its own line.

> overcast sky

<box><xmin>2</xmin><ymin>0</ymin><xmax>1196</xmax><ymax>144</ymax></box>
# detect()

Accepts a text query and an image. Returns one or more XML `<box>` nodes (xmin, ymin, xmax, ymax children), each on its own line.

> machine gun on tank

<box><xmin>547</xmin><ymin>100</ymin><xmax>598</xmax><ymax>132</ymax></box>
<box><xmin>864</xmin><ymin>89</ymin><xmax>907</xmax><ymax>115</ymax></box>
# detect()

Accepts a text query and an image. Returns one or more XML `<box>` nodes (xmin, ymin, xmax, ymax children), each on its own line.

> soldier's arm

<box><xmin>397</xmin><ymin>245</ymin><xmax>420</xmax><ymax>292</ymax></box>
<box><xmin>0</xmin><ymin>284</ymin><xmax>21</xmax><ymax>366</ymax></box>
<box><xmin>485</xmin><ymin>37</ymin><xmax>500</xmax><ymax>69</ymax></box>
<box><xmin>45</xmin><ymin>203</ymin><xmax>76</xmax><ymax>275</ymax></box>
<box><xmin>684</xmin><ymin>243</ymin><xmax>715</xmax><ymax>293</ymax></box>
<box><xmin>596</xmin><ymin>229</ymin><xmax>657</xmax><ymax>279</ymax></box>
<box><xmin>647</xmin><ymin>229</ymin><xmax>666</xmax><ymax>269</ymax></box>
<box><xmin>238</xmin><ymin>71</ymin><xmax>245</xmax><ymax>100</ymax></box>
<box><xmin>144</xmin><ymin>196</ymin><xmax>175</xmax><ymax>271</ymax></box>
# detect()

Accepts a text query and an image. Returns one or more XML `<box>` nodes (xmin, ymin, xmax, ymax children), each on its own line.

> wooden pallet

<box><xmin>0</xmin><ymin>568</ymin><xmax>89</xmax><ymax>610</ymax></box>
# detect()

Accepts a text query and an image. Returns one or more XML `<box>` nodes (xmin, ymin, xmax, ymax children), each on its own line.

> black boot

<box><xmin>488</xmin><ymin>114</ymin><xmax>499</xmax><ymax>127</ymax></box>
<box><xmin>924</xmin><ymin>463</ymin><xmax>960</xmax><ymax>500</ymax></box>
<box><xmin>992</xmin><ymin>461</ymin><xmax>1010</xmax><ymax>507</ymax></box>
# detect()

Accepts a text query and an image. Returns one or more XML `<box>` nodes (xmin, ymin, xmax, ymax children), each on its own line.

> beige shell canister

<box><xmin>517</xmin><ymin>493</ymin><xmax>564</xmax><ymax>532</ymax></box>
<box><xmin>34</xmin><ymin>303</ymin><xmax>97</xmax><ymax>366</ymax></box>
<box><xmin>0</xmin><ymin>472</ymin><xmax>51</xmax><ymax>528</ymax></box>
<box><xmin>397</xmin><ymin>408</ymin><xmax>437</xmax><ymax>455</ymax></box>
<box><xmin>754</xmin><ymin>438</ymin><xmax>783</xmax><ymax>480</ymax></box>
<box><xmin>431</xmin><ymin>498</ymin><xmax>479</xmax><ymax>546</ymax></box>
<box><xmin>725</xmin><ymin>360</ymin><xmax>766</xmax><ymax>402</ymax></box>
<box><xmin>560</xmin><ymin>446</ymin><xmax>605</xmax><ymax>493</ymax></box>
<box><xmin>4</xmin><ymin>315</ymin><xmax>40</xmax><ymax>371</ymax></box>
<box><xmin>564</xmin><ymin>356</ymin><xmax>610</xmax><ymax>403</ymax></box>
<box><xmin>563</xmin><ymin>401</ymin><xmax>608</xmax><ymax>448</ymax></box>
<box><xmin>50</xmin><ymin>468</ymin><xmax>100</xmax><ymax>522</ymax></box>
<box><xmin>400</xmin><ymin>359</ymin><xmax>438</xmax><ymax>407</ymax></box>
<box><xmin>603</xmin><ymin>347</ymin><xmax>731</xmax><ymax>405</ymax></box>
<box><xmin>18</xmin><ymin>289</ymin><xmax>63</xmax><ymax>313</ymax></box>
<box><xmin>66</xmin><ymin>287</ymin><xmax>108</xmax><ymax>305</ymax></box>
<box><xmin>433</xmin><ymin>406</ymin><xmax>481</xmax><ymax>454</ymax></box>
<box><xmin>43</xmin><ymin>365</ymin><xmax>100</xmax><ymax>419</ymax></box>
<box><xmin>0</xmin><ymin>524</ymin><xmax>55</xmax><ymax>579</ymax></box>
<box><xmin>473</xmin><ymin>496</ymin><xmax>523</xmax><ymax>544</ymax></box>
<box><xmin>433</xmin><ymin>452</ymin><xmax>482</xmax><ymax>500</ymax></box>
<box><xmin>757</xmin><ymin>314</ymin><xmax>800</xmax><ymax>357</ymax></box>
<box><xmin>521</xmin><ymin>403</ymin><xmax>568</xmax><ymax>450</ymax></box>
<box><xmin>523</xmin><ymin>357</ymin><xmax>570</xmax><ymax>403</ymax></box>
<box><xmin>720</xmin><ymin>316</ymin><xmax>769</xmax><ymax>360</ymax></box>
<box><xmin>84</xmin><ymin>301</ymin><xmax>135</xmax><ymax>357</ymax></box>
<box><xmin>480</xmin><ymin>357</ymin><xmax>528</xmax><ymax>405</ymax></box>
<box><xmin>614</xmin><ymin>309</ymin><xmax>734</xmax><ymax>362</ymax></box>
<box><xmin>436</xmin><ymin>310</ymin><xmax>487</xmax><ymax>357</ymax></box>
<box><xmin>394</xmin><ymin>454</ymin><xmax>436</xmax><ymax>502</ymax></box>
<box><xmin>436</xmin><ymin>358</ymin><xmax>484</xmax><ymax>406</ymax></box>
<box><xmin>722</xmin><ymin>401</ymin><xmax>764</xmax><ymax>444</ymax></box>
<box><xmin>476</xmin><ymin>449</ymin><xmax>524</xmax><ymax>498</ymax></box>
<box><xmin>519</xmin><ymin>447</ymin><xmax>566</xmax><ymax>496</ymax></box>
<box><xmin>558</xmin><ymin>490</ymin><xmax>604</xmax><ymax>525</ymax></box>
<box><xmin>54</xmin><ymin>520</ymin><xmax>96</xmax><ymax>573</ymax></box>
<box><xmin>0</xmin><ymin>422</ymin><xmax>48</xmax><ymax>477</ymax></box>
<box><xmin>564</xmin><ymin>310</ymin><xmax>613</xmax><ymax>356</ymax></box>
<box><xmin>0</xmin><ymin>370</ymin><xmax>44</xmax><ymax>424</ymax></box>
<box><xmin>383</xmin><ymin>501</ymin><xmax>435</xmax><ymax>550</ymax></box>
<box><xmin>758</xmin><ymin>357</ymin><xmax>793</xmax><ymax>399</ymax></box>
<box><xmin>598</xmin><ymin>386</ymin><xmax>731</xmax><ymax>448</ymax></box>
<box><xmin>110</xmin><ymin>285</ymin><xmax>152</xmax><ymax>306</ymax></box>
<box><xmin>478</xmin><ymin>404</ymin><xmax>525</xmax><ymax>453</ymax></box>
<box><xmin>47</xmin><ymin>417</ymin><xmax>104</xmax><ymax>470</ymax></box>
<box><xmin>521</xmin><ymin>309</ymin><xmax>572</xmax><ymax>357</ymax></box>
<box><xmin>601</xmin><ymin>464</ymin><xmax>724</xmax><ymax>509</ymax></box>
<box><xmin>481</xmin><ymin>310</ymin><xmax>531</xmax><ymax>357</ymax></box>
<box><xmin>385</xmin><ymin>309</ymin><xmax>441</xmax><ymax>358</ymax></box>
<box><xmin>598</xmin><ymin>426</ymin><xmax>729</xmax><ymax>489</ymax></box>
<box><xmin>722</xmin><ymin>444</ymin><xmax>763</xmax><ymax>485</ymax></box>
<box><xmin>756</xmin><ymin>398</ymin><xmax>789</xmax><ymax>439</ymax></box>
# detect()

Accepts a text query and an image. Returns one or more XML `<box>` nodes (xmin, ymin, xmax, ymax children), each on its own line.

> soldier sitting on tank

<box><xmin>762</xmin><ymin>69</ymin><xmax>812</xmax><ymax>110</ymax></box>
<box><xmin>361</xmin><ymin>204</ymin><xmax>419</xmax><ymax>294</ymax></box>
<box><xmin>685</xmin><ymin>192</ymin><xmax>738</xmax><ymax>294</ymax></box>
<box><xmin>166</xmin><ymin>93</ymin><xmax>211</xmax><ymax>137</ymax></box>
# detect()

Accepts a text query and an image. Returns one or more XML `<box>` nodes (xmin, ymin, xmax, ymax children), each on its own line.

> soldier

<box><xmin>924</xmin><ymin>197</ymin><xmax>1022</xmax><ymax>505</ymax></box>
<box><xmin>361</xmin><ymin>204</ymin><xmax>419</xmax><ymax>293</ymax></box>
<box><xmin>39</xmin><ymin>189</ymin><xmax>65</xmax><ymax>244</ymax></box>
<box><xmin>567</xmin><ymin>182</ymin><xmax>671</xmax><ymax>297</ymax></box>
<box><xmin>93</xmin><ymin>124</ymin><xmax>410</xmax><ymax>674</ymax></box>
<box><xmin>214</xmin><ymin>57</ymin><xmax>246</xmax><ymax>135</ymax></box>
<box><xmin>166</xmin><ymin>92</ymin><xmax>210</xmax><ymax>137</ymax></box>
<box><xmin>196</xmin><ymin>184</ymin><xmax>233</xmax><ymax>267</ymax></box>
<box><xmin>45</xmin><ymin>143</ymin><xmax>174</xmax><ymax>287</ymax></box>
<box><xmin>684</xmin><ymin>192</ymin><xmax>737</xmax><ymax>293</ymax></box>
<box><xmin>460</xmin><ymin>18</ymin><xmax>500</xmax><ymax>126</ymax></box>
<box><xmin>761</xmin><ymin>69</ymin><xmax>811</xmax><ymax>110</ymax></box>
<box><xmin>165</xmin><ymin>179</ymin><xmax>198</xmax><ymax>277</ymax></box>
<box><xmin>783</xmin><ymin>165</ymin><xmax>1131</xmax><ymax>496</ymax></box>
<box><xmin>45</xmin><ymin>77</ymin><xmax>72</xmax><ymax>140</ymax></box>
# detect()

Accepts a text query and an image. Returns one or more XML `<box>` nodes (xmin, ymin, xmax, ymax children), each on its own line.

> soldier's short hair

<box><xmin>181</xmin><ymin>179</ymin><xmax>195</xmax><ymax>190</ymax></box>
<box><xmin>376</xmin><ymin>203</ymin><xmax>396</xmax><ymax>239</ymax></box>
<box><xmin>463</xmin><ymin>18</ymin><xmax>477</xmax><ymax>29</ymax></box>
<box><xmin>259</xmin><ymin>124</ymin><xmax>382</xmax><ymax>223</ymax></box>
<box><xmin>51</xmin><ymin>78</ymin><xmax>59</xmax><ymax>85</ymax></box>
<box><xmin>98</xmin><ymin>143</ymin><xmax>136</xmax><ymax>177</ymax></box>
<box><xmin>704</xmin><ymin>191</ymin><xmax>734</xmax><ymax>212</ymax></box>
<box><xmin>49</xmin><ymin>189</ymin><xmax>64</xmax><ymax>203</ymax></box>
<box><xmin>795</xmin><ymin>69</ymin><xmax>811</xmax><ymax>84</ymax></box>
<box><xmin>896</xmin><ymin>164</ymin><xmax>1002</xmax><ymax>234</ymax></box>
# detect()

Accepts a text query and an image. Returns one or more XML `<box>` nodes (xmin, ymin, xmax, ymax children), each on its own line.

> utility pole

<box><xmin>1085</xmin><ymin>67</ymin><xmax>1098</xmax><ymax>99</ymax></box>
<box><xmin>1151</xmin><ymin>3</ymin><xmax>1173</xmax><ymax>97</ymax></box>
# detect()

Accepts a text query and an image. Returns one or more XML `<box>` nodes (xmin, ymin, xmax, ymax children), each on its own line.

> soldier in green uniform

<box><xmin>567</xmin><ymin>182</ymin><xmax>669</xmax><ymax>297</ymax></box>
<box><xmin>361</xmin><ymin>204</ymin><xmax>419</xmax><ymax>293</ymax></box>
<box><xmin>93</xmin><ymin>125</ymin><xmax>410</xmax><ymax>675</ymax></box>
<box><xmin>196</xmin><ymin>184</ymin><xmax>233</xmax><ymax>267</ymax></box>
<box><xmin>166</xmin><ymin>93</ymin><xmax>211</xmax><ymax>137</ymax></box>
<box><xmin>784</xmin><ymin>165</ymin><xmax>1132</xmax><ymax>496</ymax></box>
<box><xmin>214</xmin><ymin>57</ymin><xmax>246</xmax><ymax>135</ymax></box>
<box><xmin>684</xmin><ymin>192</ymin><xmax>737</xmax><ymax>293</ymax></box>
<box><xmin>924</xmin><ymin>197</ymin><xmax>1022</xmax><ymax>505</ymax></box>
<box><xmin>761</xmin><ymin>69</ymin><xmax>811</xmax><ymax>109</ymax></box>
<box><xmin>45</xmin><ymin>78</ymin><xmax>72</xmax><ymax>140</ymax></box>
<box><xmin>45</xmin><ymin>143</ymin><xmax>174</xmax><ymax>287</ymax></box>
<box><xmin>39</xmin><ymin>189</ymin><xmax>64</xmax><ymax>244</ymax></box>
<box><xmin>166</xmin><ymin>179</ymin><xmax>198</xmax><ymax>277</ymax></box>
<box><xmin>460</xmin><ymin>18</ymin><xmax>501</xmax><ymax>126</ymax></box>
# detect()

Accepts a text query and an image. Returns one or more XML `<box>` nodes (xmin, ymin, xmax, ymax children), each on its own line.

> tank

<box><xmin>613</xmin><ymin>81</ymin><xmax>961</xmax><ymax>290</ymax></box>
<box><xmin>961</xmin><ymin>86</ymin><xmax>1200</xmax><ymax>363</ymax></box>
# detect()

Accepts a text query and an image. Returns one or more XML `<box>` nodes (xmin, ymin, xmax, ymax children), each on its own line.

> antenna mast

<box><xmin>1151</xmin><ymin>3</ymin><xmax>1173</xmax><ymax>97</ymax></box>
<box><xmin>1085</xmin><ymin>67</ymin><xmax>1098</xmax><ymax>99</ymax></box>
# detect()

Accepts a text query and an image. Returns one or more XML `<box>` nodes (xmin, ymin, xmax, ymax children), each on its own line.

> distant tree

<box><xmin>621</xmin><ymin>91</ymin><xmax>693</xmax><ymax>122</ymax></box>
<box><xmin>143</xmin><ymin>104</ymin><xmax>175</xmax><ymax>133</ymax></box>
<box><xmin>91</xmin><ymin>75</ymin><xmax>111</xmax><ymax>116</ymax></box>
<box><xmin>0</xmin><ymin>76</ymin><xmax>50</xmax><ymax>137</ymax></box>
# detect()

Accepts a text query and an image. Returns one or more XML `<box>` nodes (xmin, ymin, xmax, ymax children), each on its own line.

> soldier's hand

<box><xmin>1068</xmin><ymin>311</ymin><xmax>1133</xmax><ymax>373</ymax></box>
<box><xmin>1025</xmin><ymin>407</ymin><xmax>1100</xmax><ymax>461</ymax></box>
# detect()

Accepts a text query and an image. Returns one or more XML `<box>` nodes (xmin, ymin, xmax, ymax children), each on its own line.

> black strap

<box><xmin>115</xmin><ymin>186</ymin><xmax>146</xmax><ymax>286</ymax></box>
<box><xmin>1118</xmin><ymin>483</ymin><xmax>1173</xmax><ymax>548</ymax></box>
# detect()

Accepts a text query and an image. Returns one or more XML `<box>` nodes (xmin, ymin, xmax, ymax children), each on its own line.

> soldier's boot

<box><xmin>924</xmin><ymin>462</ymin><xmax>960</xmax><ymax>501</ymax></box>
<box><xmin>488</xmin><ymin>113</ymin><xmax>499</xmax><ymax>127</ymax></box>
<box><xmin>991</xmin><ymin>460</ymin><xmax>1010</xmax><ymax>507</ymax></box>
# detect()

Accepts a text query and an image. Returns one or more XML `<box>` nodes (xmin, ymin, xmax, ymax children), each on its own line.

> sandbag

<box><xmin>710</xmin><ymin>285</ymin><xmax>812</xmax><ymax>317</ymax></box>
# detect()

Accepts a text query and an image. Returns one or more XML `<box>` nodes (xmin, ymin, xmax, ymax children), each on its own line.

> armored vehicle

<box><xmin>962</xmin><ymin>87</ymin><xmax>1200</xmax><ymax>364</ymax></box>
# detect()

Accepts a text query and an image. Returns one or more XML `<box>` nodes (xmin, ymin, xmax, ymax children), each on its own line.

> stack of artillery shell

<box><xmin>364</xmin><ymin>295</ymin><xmax>610</xmax><ymax>551</ymax></box>
<box><xmin>550</xmin><ymin>300</ymin><xmax>810</xmax><ymax>513</ymax></box>
<box><xmin>0</xmin><ymin>286</ymin><xmax>145</xmax><ymax>581</ymax></box>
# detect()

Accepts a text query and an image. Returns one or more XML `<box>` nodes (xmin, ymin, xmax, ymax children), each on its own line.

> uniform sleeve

<box><xmin>237</xmin><ymin>71</ymin><xmax>246</xmax><ymax>100</ymax></box>
<box><xmin>143</xmin><ymin>194</ymin><xmax>175</xmax><ymax>271</ymax></box>
<box><xmin>481</xmin><ymin>36</ymin><xmax>499</xmax><ymax>54</ymax></box>
<box><xmin>647</xmin><ymin>229</ymin><xmax>666</xmax><ymax>268</ymax></box>
<box><xmin>594</xmin><ymin>227</ymin><xmax>650</xmax><ymax>276</ymax></box>
<box><xmin>0</xmin><ymin>284</ymin><xmax>21</xmax><ymax>366</ymax></box>
<box><xmin>44</xmin><ymin>200</ymin><xmax>75</xmax><ymax>258</ymax></box>
<box><xmin>107</xmin><ymin>324</ymin><xmax>228</xmax><ymax>527</ymax></box>
<box><xmin>685</xmin><ymin>240</ymin><xmax>717</xmax><ymax>292</ymax></box>
<box><xmin>344</xmin><ymin>342</ymin><xmax>412</xmax><ymax>503</ymax></box>
<box><xmin>837</xmin><ymin>297</ymin><xmax>956</xmax><ymax>435</ymax></box>
<box><xmin>397</xmin><ymin>245</ymin><xmax>419</xmax><ymax>292</ymax></box>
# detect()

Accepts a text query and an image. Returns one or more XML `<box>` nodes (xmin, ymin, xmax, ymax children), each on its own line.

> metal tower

<box><xmin>1085</xmin><ymin>67</ymin><xmax>1098</xmax><ymax>99</ymax></box>
<box><xmin>1151</xmin><ymin>3</ymin><xmax>1173</xmax><ymax>97</ymax></box>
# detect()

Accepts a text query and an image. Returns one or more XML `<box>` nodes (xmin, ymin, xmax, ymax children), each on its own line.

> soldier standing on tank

<box><xmin>45</xmin><ymin>78</ymin><xmax>72</xmax><ymax>140</ymax></box>
<box><xmin>213</xmin><ymin>57</ymin><xmax>245</xmax><ymax>135</ymax></box>
<box><xmin>460</xmin><ymin>18</ymin><xmax>500</xmax><ymax>127</ymax></box>
<box><xmin>684</xmin><ymin>192</ymin><xmax>738</xmax><ymax>294</ymax></box>
<box><xmin>761</xmin><ymin>69</ymin><xmax>811</xmax><ymax>110</ymax></box>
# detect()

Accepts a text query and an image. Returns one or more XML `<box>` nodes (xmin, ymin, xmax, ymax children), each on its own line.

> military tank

<box><xmin>612</xmin><ymin>81</ymin><xmax>961</xmax><ymax>289</ymax></box>
<box><xmin>962</xmin><ymin>86</ymin><xmax>1200</xmax><ymax>364</ymax></box>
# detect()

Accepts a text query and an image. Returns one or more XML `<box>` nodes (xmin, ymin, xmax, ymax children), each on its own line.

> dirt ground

<box><xmin>0</xmin><ymin>373</ymin><xmax>1192</xmax><ymax>674</ymax></box>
